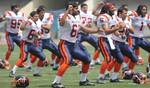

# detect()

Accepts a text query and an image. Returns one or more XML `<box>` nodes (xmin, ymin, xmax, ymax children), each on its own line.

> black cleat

<box><xmin>147</xmin><ymin>73</ymin><xmax>150</xmax><ymax>78</ymax></box>
<box><xmin>52</xmin><ymin>65</ymin><xmax>59</xmax><ymax>71</ymax></box>
<box><xmin>104</xmin><ymin>73</ymin><xmax>110</xmax><ymax>80</ymax></box>
<box><xmin>9</xmin><ymin>70</ymin><xmax>15</xmax><ymax>77</ymax></box>
<box><xmin>110</xmin><ymin>78</ymin><xmax>120</xmax><ymax>83</ymax></box>
<box><xmin>96</xmin><ymin>77</ymin><xmax>106</xmax><ymax>84</ymax></box>
<box><xmin>79</xmin><ymin>79</ymin><xmax>95</xmax><ymax>86</ymax></box>
<box><xmin>51</xmin><ymin>82</ymin><xmax>65</xmax><ymax>88</ymax></box>
<box><xmin>33</xmin><ymin>73</ymin><xmax>41</xmax><ymax>77</ymax></box>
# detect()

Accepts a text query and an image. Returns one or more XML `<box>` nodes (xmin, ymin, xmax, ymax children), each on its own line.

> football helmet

<box><xmin>11</xmin><ymin>75</ymin><xmax>29</xmax><ymax>88</ymax></box>
<box><xmin>122</xmin><ymin>69</ymin><xmax>134</xmax><ymax>80</ymax></box>
<box><xmin>132</xmin><ymin>72</ymin><xmax>147</xmax><ymax>84</ymax></box>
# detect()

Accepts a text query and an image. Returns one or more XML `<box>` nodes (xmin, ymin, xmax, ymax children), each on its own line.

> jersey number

<box><xmin>11</xmin><ymin>19</ymin><xmax>22</xmax><ymax>29</ymax></box>
<box><xmin>82</xmin><ymin>17</ymin><xmax>92</xmax><ymax>25</ymax></box>
<box><xmin>70</xmin><ymin>24</ymin><xmax>78</xmax><ymax>37</ymax></box>
<box><xmin>139</xmin><ymin>22</ymin><xmax>144</xmax><ymax>31</ymax></box>
<box><xmin>27</xmin><ymin>30</ymin><xmax>36</xmax><ymax>40</ymax></box>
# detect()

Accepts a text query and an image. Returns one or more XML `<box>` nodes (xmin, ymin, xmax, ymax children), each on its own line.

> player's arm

<box><xmin>114</xmin><ymin>31</ymin><xmax>121</xmax><ymax>36</ymax></box>
<box><xmin>19</xmin><ymin>20</ymin><xmax>26</xmax><ymax>31</ymax></box>
<box><xmin>127</xmin><ymin>16</ymin><xmax>134</xmax><ymax>33</ymax></box>
<box><xmin>41</xmin><ymin>14</ymin><xmax>53</xmax><ymax>30</ymax></box>
<box><xmin>128</xmin><ymin>24</ymin><xmax>134</xmax><ymax>33</ymax></box>
<box><xmin>0</xmin><ymin>16</ymin><xmax>6</xmax><ymax>22</ymax></box>
<box><xmin>0</xmin><ymin>11</ymin><xmax>11</xmax><ymax>22</ymax></box>
<box><xmin>92</xmin><ymin>2</ymin><xmax>104</xmax><ymax>17</ymax></box>
<box><xmin>59</xmin><ymin>5</ymin><xmax>72</xmax><ymax>26</ymax></box>
<box><xmin>103</xmin><ymin>22</ymin><xmax>125</xmax><ymax>35</ymax></box>
<box><xmin>80</xmin><ymin>24</ymin><xmax>103</xmax><ymax>33</ymax></box>
<box><xmin>41</xmin><ymin>24</ymin><xmax>52</xmax><ymax>30</ymax></box>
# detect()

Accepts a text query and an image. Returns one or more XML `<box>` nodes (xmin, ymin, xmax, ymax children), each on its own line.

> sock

<box><xmin>52</xmin><ymin>75</ymin><xmax>62</xmax><ymax>84</ymax></box>
<box><xmin>122</xmin><ymin>62</ymin><xmax>128</xmax><ymax>68</ymax></box>
<box><xmin>90</xmin><ymin>59</ymin><xmax>95</xmax><ymax>65</ymax></box>
<box><xmin>111</xmin><ymin>72</ymin><xmax>118</xmax><ymax>80</ymax></box>
<box><xmin>80</xmin><ymin>73</ymin><xmax>87</xmax><ymax>82</ymax></box>
<box><xmin>12</xmin><ymin>65</ymin><xmax>18</xmax><ymax>74</ymax></box>
<box><xmin>25</xmin><ymin>58</ymin><xmax>32</xmax><ymax>68</ymax></box>
<box><xmin>96</xmin><ymin>58</ymin><xmax>101</xmax><ymax>64</ymax></box>
<box><xmin>33</xmin><ymin>67</ymin><xmax>41</xmax><ymax>74</ymax></box>
<box><xmin>99</xmin><ymin>74</ymin><xmax>104</xmax><ymax>79</ymax></box>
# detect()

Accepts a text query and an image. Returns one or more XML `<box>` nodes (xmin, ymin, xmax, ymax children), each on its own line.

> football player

<box><xmin>51</xmin><ymin>2</ymin><xmax>101</xmax><ymax>88</ymax></box>
<box><xmin>95</xmin><ymin>3</ymin><xmax>126</xmax><ymax>83</ymax></box>
<box><xmin>28</xmin><ymin>5</ymin><xmax>61</xmax><ymax>76</ymax></box>
<box><xmin>129</xmin><ymin>5</ymin><xmax>150</xmax><ymax>77</ymax></box>
<box><xmin>0</xmin><ymin>4</ymin><xmax>27</xmax><ymax>70</ymax></box>
<box><xmin>78</xmin><ymin>3</ymin><xmax>101</xmax><ymax>66</ymax></box>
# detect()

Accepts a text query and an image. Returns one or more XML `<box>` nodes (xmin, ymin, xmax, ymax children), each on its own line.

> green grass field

<box><xmin>0</xmin><ymin>44</ymin><xmax>150</xmax><ymax>88</ymax></box>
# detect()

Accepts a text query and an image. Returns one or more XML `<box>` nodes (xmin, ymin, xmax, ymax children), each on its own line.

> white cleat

<box><xmin>95</xmin><ymin>58</ymin><xmax>101</xmax><ymax>65</ymax></box>
<box><xmin>90</xmin><ymin>60</ymin><xmax>95</xmax><ymax>67</ymax></box>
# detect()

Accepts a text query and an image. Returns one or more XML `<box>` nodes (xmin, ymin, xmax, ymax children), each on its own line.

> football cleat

<box><xmin>79</xmin><ymin>79</ymin><xmax>95</xmax><ymax>86</ymax></box>
<box><xmin>95</xmin><ymin>58</ymin><xmax>101</xmax><ymax>65</ymax></box>
<box><xmin>0</xmin><ymin>59</ymin><xmax>5</xmax><ymax>69</ymax></box>
<box><xmin>104</xmin><ymin>73</ymin><xmax>110</xmax><ymax>80</ymax></box>
<box><xmin>90</xmin><ymin>60</ymin><xmax>95</xmax><ymax>67</ymax></box>
<box><xmin>33</xmin><ymin>73</ymin><xmax>41</xmax><ymax>77</ymax></box>
<box><xmin>147</xmin><ymin>73</ymin><xmax>150</xmax><ymax>78</ymax></box>
<box><xmin>96</xmin><ymin>77</ymin><xmax>106</xmax><ymax>84</ymax></box>
<box><xmin>110</xmin><ymin>78</ymin><xmax>120</xmax><ymax>83</ymax></box>
<box><xmin>146</xmin><ymin>65</ymin><xmax>150</xmax><ymax>78</ymax></box>
<box><xmin>52</xmin><ymin>65</ymin><xmax>59</xmax><ymax>71</ymax></box>
<box><xmin>9</xmin><ymin>70</ymin><xmax>15</xmax><ymax>78</ymax></box>
<box><xmin>51</xmin><ymin>82</ymin><xmax>65</xmax><ymax>88</ymax></box>
<box><xmin>146</xmin><ymin>65</ymin><xmax>150</xmax><ymax>73</ymax></box>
